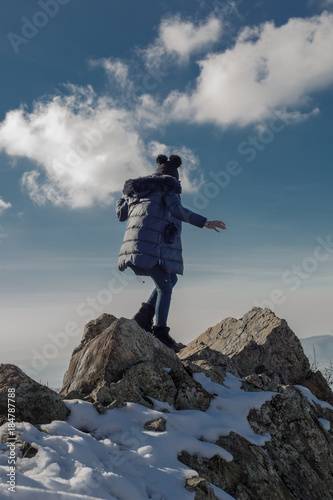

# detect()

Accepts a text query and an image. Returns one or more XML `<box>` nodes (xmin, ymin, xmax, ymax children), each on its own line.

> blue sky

<box><xmin>1</xmin><ymin>0</ymin><xmax>333</xmax><ymax>387</ymax></box>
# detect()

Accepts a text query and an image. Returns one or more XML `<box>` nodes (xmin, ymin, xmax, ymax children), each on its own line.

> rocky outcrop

<box><xmin>61</xmin><ymin>314</ymin><xmax>212</xmax><ymax>411</ymax></box>
<box><xmin>180</xmin><ymin>308</ymin><xmax>309</xmax><ymax>382</ymax></box>
<box><xmin>180</xmin><ymin>384</ymin><xmax>333</xmax><ymax>500</ymax></box>
<box><xmin>180</xmin><ymin>307</ymin><xmax>333</xmax><ymax>404</ymax></box>
<box><xmin>0</xmin><ymin>364</ymin><xmax>70</xmax><ymax>425</ymax></box>
<box><xmin>177</xmin><ymin>308</ymin><xmax>333</xmax><ymax>499</ymax></box>
<box><xmin>4</xmin><ymin>306</ymin><xmax>332</xmax><ymax>500</ymax></box>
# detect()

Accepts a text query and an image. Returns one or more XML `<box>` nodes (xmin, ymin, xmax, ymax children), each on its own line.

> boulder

<box><xmin>61</xmin><ymin>315</ymin><xmax>211</xmax><ymax>411</ymax></box>
<box><xmin>181</xmin><ymin>308</ymin><xmax>333</xmax><ymax>404</ymax></box>
<box><xmin>0</xmin><ymin>364</ymin><xmax>70</xmax><ymax>425</ymax></box>
<box><xmin>181</xmin><ymin>307</ymin><xmax>311</xmax><ymax>384</ymax></box>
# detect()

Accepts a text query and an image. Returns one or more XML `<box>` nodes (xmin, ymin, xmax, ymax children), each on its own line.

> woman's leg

<box><xmin>146</xmin><ymin>288</ymin><xmax>158</xmax><ymax>308</ymax></box>
<box><xmin>147</xmin><ymin>265</ymin><xmax>177</xmax><ymax>327</ymax></box>
<box><xmin>147</xmin><ymin>272</ymin><xmax>178</xmax><ymax>310</ymax></box>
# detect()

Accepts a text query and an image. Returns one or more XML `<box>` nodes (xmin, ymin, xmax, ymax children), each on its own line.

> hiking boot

<box><xmin>132</xmin><ymin>302</ymin><xmax>155</xmax><ymax>333</ymax></box>
<box><xmin>152</xmin><ymin>325</ymin><xmax>181</xmax><ymax>353</ymax></box>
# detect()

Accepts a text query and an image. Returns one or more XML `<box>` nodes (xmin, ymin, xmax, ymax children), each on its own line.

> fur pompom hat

<box><xmin>156</xmin><ymin>154</ymin><xmax>182</xmax><ymax>180</ymax></box>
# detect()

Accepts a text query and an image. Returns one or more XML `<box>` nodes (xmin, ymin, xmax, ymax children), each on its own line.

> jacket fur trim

<box><xmin>123</xmin><ymin>174</ymin><xmax>182</xmax><ymax>197</ymax></box>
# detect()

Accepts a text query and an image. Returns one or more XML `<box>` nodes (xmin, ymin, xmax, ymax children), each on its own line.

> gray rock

<box><xmin>21</xmin><ymin>442</ymin><xmax>38</xmax><ymax>458</ymax></box>
<box><xmin>106</xmin><ymin>399</ymin><xmax>127</xmax><ymax>410</ymax></box>
<box><xmin>180</xmin><ymin>384</ymin><xmax>333</xmax><ymax>500</ymax></box>
<box><xmin>92</xmin><ymin>402</ymin><xmax>106</xmax><ymax>414</ymax></box>
<box><xmin>180</xmin><ymin>307</ymin><xmax>333</xmax><ymax>404</ymax></box>
<box><xmin>241</xmin><ymin>372</ymin><xmax>282</xmax><ymax>392</ymax></box>
<box><xmin>179</xmin><ymin>346</ymin><xmax>239</xmax><ymax>385</ymax></box>
<box><xmin>299</xmin><ymin>369</ymin><xmax>333</xmax><ymax>406</ymax></box>
<box><xmin>180</xmin><ymin>308</ymin><xmax>309</xmax><ymax>384</ymax></box>
<box><xmin>0</xmin><ymin>364</ymin><xmax>70</xmax><ymax>425</ymax></box>
<box><xmin>247</xmin><ymin>385</ymin><xmax>333</xmax><ymax>499</ymax></box>
<box><xmin>185</xmin><ymin>476</ymin><xmax>218</xmax><ymax>500</ymax></box>
<box><xmin>144</xmin><ymin>417</ymin><xmax>167</xmax><ymax>432</ymax></box>
<box><xmin>72</xmin><ymin>313</ymin><xmax>117</xmax><ymax>356</ymax></box>
<box><xmin>61</xmin><ymin>316</ymin><xmax>212</xmax><ymax>411</ymax></box>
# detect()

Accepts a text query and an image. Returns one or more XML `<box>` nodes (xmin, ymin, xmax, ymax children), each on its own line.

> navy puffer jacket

<box><xmin>117</xmin><ymin>174</ymin><xmax>206</xmax><ymax>275</ymax></box>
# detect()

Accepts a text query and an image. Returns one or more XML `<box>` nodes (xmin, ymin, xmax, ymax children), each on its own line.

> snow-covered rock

<box><xmin>1</xmin><ymin>307</ymin><xmax>333</xmax><ymax>499</ymax></box>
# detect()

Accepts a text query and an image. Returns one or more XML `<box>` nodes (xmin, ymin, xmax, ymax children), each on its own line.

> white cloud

<box><xmin>144</xmin><ymin>15</ymin><xmax>222</xmax><ymax>66</ymax></box>
<box><xmin>0</xmin><ymin>85</ymin><xmax>201</xmax><ymax>209</ymax></box>
<box><xmin>0</xmin><ymin>197</ymin><xmax>11</xmax><ymax>216</ymax></box>
<box><xmin>0</xmin><ymin>86</ymin><xmax>151</xmax><ymax>208</ymax></box>
<box><xmin>89</xmin><ymin>58</ymin><xmax>130</xmax><ymax>89</ymax></box>
<box><xmin>162</xmin><ymin>12</ymin><xmax>333</xmax><ymax>127</ymax></box>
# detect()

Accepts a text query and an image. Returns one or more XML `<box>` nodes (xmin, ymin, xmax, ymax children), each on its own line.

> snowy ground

<box><xmin>0</xmin><ymin>374</ymin><xmax>277</xmax><ymax>500</ymax></box>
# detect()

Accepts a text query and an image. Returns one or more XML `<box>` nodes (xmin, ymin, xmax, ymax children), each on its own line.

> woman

<box><xmin>117</xmin><ymin>154</ymin><xmax>226</xmax><ymax>351</ymax></box>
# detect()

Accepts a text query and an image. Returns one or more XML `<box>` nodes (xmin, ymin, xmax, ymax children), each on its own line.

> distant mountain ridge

<box><xmin>301</xmin><ymin>335</ymin><xmax>333</xmax><ymax>371</ymax></box>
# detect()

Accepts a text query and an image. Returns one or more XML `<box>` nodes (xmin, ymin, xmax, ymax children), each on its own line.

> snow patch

<box><xmin>295</xmin><ymin>385</ymin><xmax>333</xmax><ymax>410</ymax></box>
<box><xmin>0</xmin><ymin>372</ymin><xmax>278</xmax><ymax>499</ymax></box>
<box><xmin>318</xmin><ymin>418</ymin><xmax>331</xmax><ymax>431</ymax></box>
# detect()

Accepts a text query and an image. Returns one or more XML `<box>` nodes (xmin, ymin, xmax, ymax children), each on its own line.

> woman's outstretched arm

<box><xmin>164</xmin><ymin>193</ymin><xmax>226</xmax><ymax>231</ymax></box>
<box><xmin>163</xmin><ymin>193</ymin><xmax>207</xmax><ymax>227</ymax></box>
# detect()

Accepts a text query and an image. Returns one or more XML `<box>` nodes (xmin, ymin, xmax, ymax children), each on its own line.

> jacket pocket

<box><xmin>163</xmin><ymin>223</ymin><xmax>178</xmax><ymax>244</ymax></box>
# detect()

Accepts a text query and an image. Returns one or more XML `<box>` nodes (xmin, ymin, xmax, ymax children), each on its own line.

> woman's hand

<box><xmin>204</xmin><ymin>220</ymin><xmax>226</xmax><ymax>232</ymax></box>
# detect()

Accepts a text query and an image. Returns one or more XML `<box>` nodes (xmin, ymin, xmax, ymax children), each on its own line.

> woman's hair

<box><xmin>156</xmin><ymin>154</ymin><xmax>182</xmax><ymax>168</ymax></box>
<box><xmin>169</xmin><ymin>155</ymin><xmax>182</xmax><ymax>168</ymax></box>
<box><xmin>156</xmin><ymin>154</ymin><xmax>168</xmax><ymax>165</ymax></box>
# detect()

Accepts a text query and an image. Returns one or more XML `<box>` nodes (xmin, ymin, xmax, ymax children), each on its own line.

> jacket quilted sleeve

<box><xmin>116</xmin><ymin>197</ymin><xmax>128</xmax><ymax>222</ymax></box>
<box><xmin>163</xmin><ymin>193</ymin><xmax>207</xmax><ymax>228</ymax></box>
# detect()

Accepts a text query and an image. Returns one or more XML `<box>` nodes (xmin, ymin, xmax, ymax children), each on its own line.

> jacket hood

<box><xmin>123</xmin><ymin>174</ymin><xmax>182</xmax><ymax>197</ymax></box>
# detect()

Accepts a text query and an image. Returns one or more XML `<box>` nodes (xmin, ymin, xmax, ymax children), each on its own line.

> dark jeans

<box><xmin>146</xmin><ymin>264</ymin><xmax>178</xmax><ymax>327</ymax></box>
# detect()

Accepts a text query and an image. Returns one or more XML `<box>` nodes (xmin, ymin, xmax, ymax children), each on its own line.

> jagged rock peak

<box><xmin>180</xmin><ymin>307</ymin><xmax>333</xmax><ymax>404</ymax></box>
<box><xmin>180</xmin><ymin>307</ymin><xmax>310</xmax><ymax>383</ymax></box>
<box><xmin>61</xmin><ymin>315</ymin><xmax>212</xmax><ymax>411</ymax></box>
